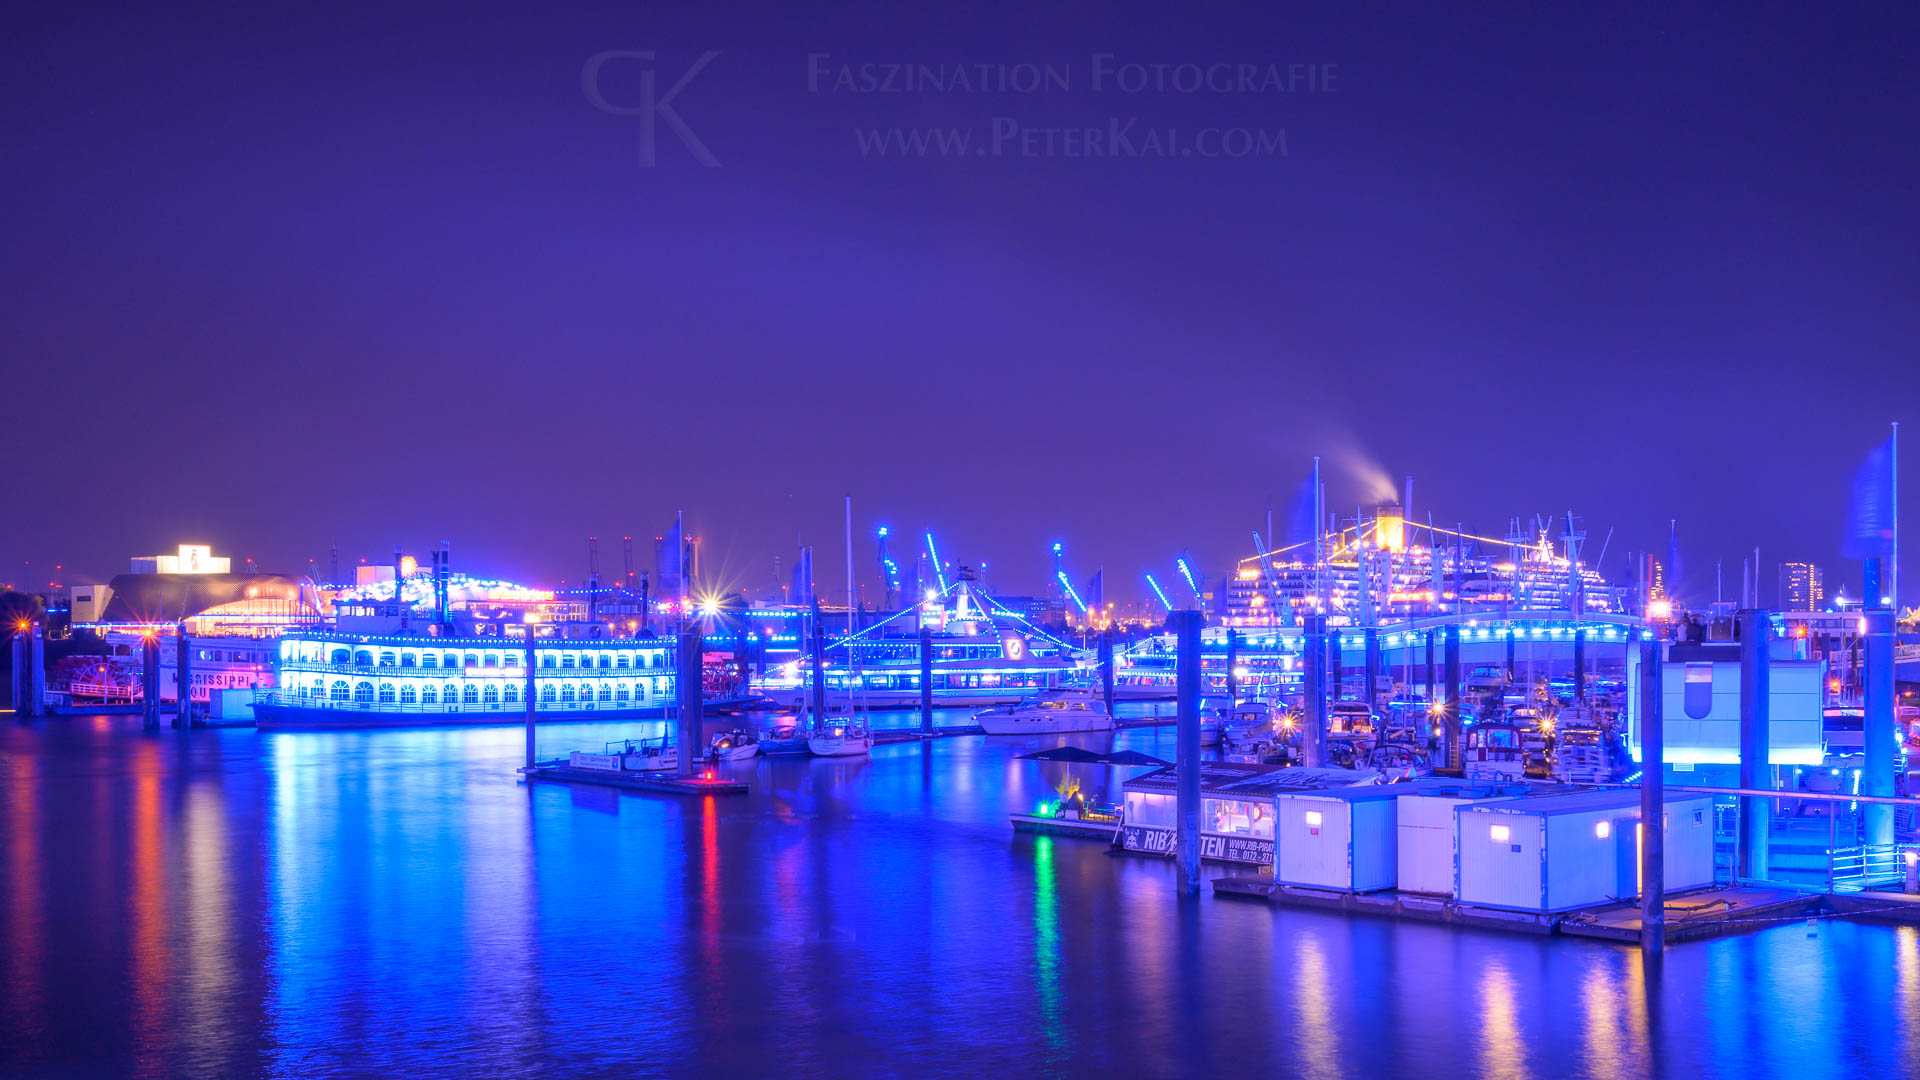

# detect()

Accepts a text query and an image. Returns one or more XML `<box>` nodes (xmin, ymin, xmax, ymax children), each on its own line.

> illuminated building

<box><xmin>1777</xmin><ymin>562</ymin><xmax>1825</xmax><ymax>612</ymax></box>
<box><xmin>1640</xmin><ymin>554</ymin><xmax>1666</xmax><ymax>605</ymax></box>
<box><xmin>64</xmin><ymin>545</ymin><xmax>323</xmax><ymax>707</ymax></box>
<box><xmin>130</xmin><ymin>544</ymin><xmax>231</xmax><ymax>575</ymax></box>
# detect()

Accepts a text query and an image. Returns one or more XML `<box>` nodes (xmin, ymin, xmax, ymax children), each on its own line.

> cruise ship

<box><xmin>1222</xmin><ymin>505</ymin><xmax>1626</xmax><ymax>628</ymax></box>
<box><xmin>253</xmin><ymin>631</ymin><xmax>688</xmax><ymax>729</ymax></box>
<box><xmin>754</xmin><ymin>581</ymin><xmax>1090</xmax><ymax>710</ymax></box>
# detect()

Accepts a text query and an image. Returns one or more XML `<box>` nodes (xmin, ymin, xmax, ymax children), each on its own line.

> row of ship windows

<box><xmin>303</xmin><ymin>680</ymin><xmax>667</xmax><ymax>705</ymax></box>
<box><xmin>289</xmin><ymin>648</ymin><xmax>669</xmax><ymax>670</ymax></box>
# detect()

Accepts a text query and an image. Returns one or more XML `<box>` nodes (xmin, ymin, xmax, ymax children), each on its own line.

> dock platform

<box><xmin>523</xmin><ymin>763</ymin><xmax>749</xmax><ymax>796</ymax></box>
<box><xmin>1210</xmin><ymin>877</ymin><xmax>1904</xmax><ymax>944</ymax></box>
<box><xmin>1010</xmin><ymin>812</ymin><xmax>1120</xmax><ymax>842</ymax></box>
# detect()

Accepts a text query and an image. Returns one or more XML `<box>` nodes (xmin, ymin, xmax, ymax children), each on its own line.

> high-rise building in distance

<box><xmin>1778</xmin><ymin>561</ymin><xmax>1824</xmax><ymax>612</ymax></box>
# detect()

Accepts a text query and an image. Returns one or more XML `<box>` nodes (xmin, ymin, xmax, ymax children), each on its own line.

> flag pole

<box><xmin>1892</xmin><ymin>420</ymin><xmax>1899</xmax><ymax>610</ymax></box>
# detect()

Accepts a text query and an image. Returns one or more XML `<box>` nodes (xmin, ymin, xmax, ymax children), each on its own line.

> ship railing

<box><xmin>56</xmin><ymin>680</ymin><xmax>145</xmax><ymax>703</ymax></box>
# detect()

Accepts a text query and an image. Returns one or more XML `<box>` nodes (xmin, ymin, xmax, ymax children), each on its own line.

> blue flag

<box><xmin>1285</xmin><ymin>473</ymin><xmax>1318</xmax><ymax>546</ymax></box>
<box><xmin>1844</xmin><ymin>436</ymin><xmax>1895</xmax><ymax>559</ymax></box>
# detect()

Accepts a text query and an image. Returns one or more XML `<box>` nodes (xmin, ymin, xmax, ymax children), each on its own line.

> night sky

<box><xmin>6</xmin><ymin>1</ymin><xmax>1916</xmax><ymax>607</ymax></box>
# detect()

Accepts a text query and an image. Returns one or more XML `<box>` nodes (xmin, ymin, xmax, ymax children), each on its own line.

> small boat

<box><xmin>1361</xmin><ymin>743</ymin><xmax>1434</xmax><ymax>780</ymax></box>
<box><xmin>1219</xmin><ymin>702</ymin><xmax>1284</xmax><ymax>755</ymax></box>
<box><xmin>759</xmin><ymin>720</ymin><xmax>814</xmax><ymax>756</ymax></box>
<box><xmin>975</xmin><ymin>688</ymin><xmax>1114</xmax><ymax>735</ymax></box>
<box><xmin>1328</xmin><ymin>700</ymin><xmax>1377</xmax><ymax>736</ymax></box>
<box><xmin>709</xmin><ymin>729</ymin><xmax>761</xmax><ymax>761</ymax></box>
<box><xmin>808</xmin><ymin>719</ymin><xmax>874</xmax><ymax>757</ymax></box>
<box><xmin>570</xmin><ymin>738</ymin><xmax>679</xmax><ymax>773</ymax></box>
<box><xmin>1462</xmin><ymin>722</ymin><xmax>1526</xmax><ymax>781</ymax></box>
<box><xmin>1550</xmin><ymin>725</ymin><xmax>1610</xmax><ymax>783</ymax></box>
<box><xmin>624</xmin><ymin>738</ymin><xmax>679</xmax><ymax>772</ymax></box>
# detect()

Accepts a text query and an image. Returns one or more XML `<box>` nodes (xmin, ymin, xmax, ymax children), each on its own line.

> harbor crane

<box><xmin>1174</xmin><ymin>550</ymin><xmax>1206</xmax><ymax>608</ymax></box>
<box><xmin>1251</xmin><ymin>530</ymin><xmax>1285</xmax><ymax>625</ymax></box>
<box><xmin>1052</xmin><ymin>541</ymin><xmax>1089</xmax><ymax>616</ymax></box>
<box><xmin>1144</xmin><ymin>572</ymin><xmax>1174</xmax><ymax>612</ymax></box>
<box><xmin>924</xmin><ymin>531</ymin><xmax>949</xmax><ymax>593</ymax></box>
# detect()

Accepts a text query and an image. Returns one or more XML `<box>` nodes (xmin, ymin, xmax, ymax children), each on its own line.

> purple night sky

<box><xmin>5</xmin><ymin>1</ymin><xmax>1916</xmax><ymax>606</ymax></box>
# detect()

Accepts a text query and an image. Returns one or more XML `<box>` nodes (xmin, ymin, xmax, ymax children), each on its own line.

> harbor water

<box><xmin>3</xmin><ymin>709</ymin><xmax>1917</xmax><ymax>1079</ymax></box>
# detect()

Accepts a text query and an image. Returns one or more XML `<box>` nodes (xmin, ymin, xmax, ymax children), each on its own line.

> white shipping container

<box><xmin>1395</xmin><ymin>784</ymin><xmax>1526</xmax><ymax>896</ymax></box>
<box><xmin>209</xmin><ymin>687</ymin><xmax>257</xmax><ymax>722</ymax></box>
<box><xmin>1457</xmin><ymin>791</ymin><xmax>1714</xmax><ymax>912</ymax></box>
<box><xmin>1275</xmin><ymin>782</ymin><xmax>1450</xmax><ymax>893</ymax></box>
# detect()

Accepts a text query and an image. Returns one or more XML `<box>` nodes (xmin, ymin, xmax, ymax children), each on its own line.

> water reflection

<box><xmin>5</xmin><ymin>750</ymin><xmax>43</xmax><ymax>1064</ymax></box>
<box><xmin>1477</xmin><ymin>957</ymin><xmax>1528</xmax><ymax>1080</ymax></box>
<box><xmin>1031</xmin><ymin>836</ymin><xmax>1066</xmax><ymax>1062</ymax></box>
<box><xmin>0</xmin><ymin>712</ymin><xmax>1913</xmax><ymax>1078</ymax></box>
<box><xmin>1292</xmin><ymin>929</ymin><xmax>1341</xmax><ymax>1080</ymax></box>
<box><xmin>1897</xmin><ymin>925</ymin><xmax>1919</xmax><ymax>1076</ymax></box>
<box><xmin>129</xmin><ymin>744</ymin><xmax>168</xmax><ymax>1078</ymax></box>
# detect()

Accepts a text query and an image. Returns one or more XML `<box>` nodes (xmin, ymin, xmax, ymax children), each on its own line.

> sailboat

<box><xmin>763</xmin><ymin>554</ymin><xmax>824</xmax><ymax>756</ymax></box>
<box><xmin>807</xmin><ymin>718</ymin><xmax>874</xmax><ymax>757</ymax></box>
<box><xmin>808</xmin><ymin>497</ymin><xmax>875</xmax><ymax>757</ymax></box>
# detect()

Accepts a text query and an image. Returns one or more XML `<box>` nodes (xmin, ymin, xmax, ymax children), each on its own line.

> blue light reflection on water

<box><xmin>0</xmin><ymin>708</ymin><xmax>1913</xmax><ymax>1079</ymax></box>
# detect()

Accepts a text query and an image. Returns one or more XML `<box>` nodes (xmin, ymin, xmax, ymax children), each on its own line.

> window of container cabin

<box><xmin>1249</xmin><ymin>803</ymin><xmax>1274</xmax><ymax>838</ymax></box>
<box><xmin>540</xmin><ymin>685</ymin><xmax>555</xmax><ymax>704</ymax></box>
<box><xmin>375</xmin><ymin>683</ymin><xmax>393</xmax><ymax>704</ymax></box>
<box><xmin>617</xmin><ymin>654</ymin><xmax>632</xmax><ymax>669</ymax></box>
<box><xmin>1683</xmin><ymin>663</ymin><xmax>1714</xmax><ymax>719</ymax></box>
<box><xmin>399</xmin><ymin>684</ymin><xmax>417</xmax><ymax>704</ymax></box>
<box><xmin>462</xmin><ymin>684</ymin><xmax>479</xmax><ymax>704</ymax></box>
<box><xmin>561</xmin><ymin>654</ymin><xmax>576</xmax><ymax>669</ymax></box>
<box><xmin>483</xmin><ymin>684</ymin><xmax>500</xmax><ymax>705</ymax></box>
<box><xmin>420</xmin><ymin>684</ymin><xmax>437</xmax><ymax>704</ymax></box>
<box><xmin>400</xmin><ymin>652</ymin><xmax>417</xmax><ymax>667</ymax></box>
<box><xmin>442</xmin><ymin>682</ymin><xmax>456</xmax><ymax>704</ymax></box>
<box><xmin>539</xmin><ymin>653</ymin><xmax>555</xmax><ymax>668</ymax></box>
<box><xmin>484</xmin><ymin>653</ymin><xmax>499</xmax><ymax>668</ymax></box>
<box><xmin>353</xmin><ymin>681</ymin><xmax>374</xmax><ymax>703</ymax></box>
<box><xmin>599</xmin><ymin>684</ymin><xmax>613</xmax><ymax>702</ymax></box>
<box><xmin>331</xmin><ymin>681</ymin><xmax>350</xmax><ymax>701</ymax></box>
<box><xmin>353</xmin><ymin>650</ymin><xmax>373</xmax><ymax>667</ymax></box>
<box><xmin>504</xmin><ymin>684</ymin><xmax>518</xmax><ymax>703</ymax></box>
<box><xmin>560</xmin><ymin>685</ymin><xmax>575</xmax><ymax>703</ymax></box>
<box><xmin>615</xmin><ymin>684</ymin><xmax>630</xmax><ymax>701</ymax></box>
<box><xmin>421</xmin><ymin>652</ymin><xmax>439</xmax><ymax>668</ymax></box>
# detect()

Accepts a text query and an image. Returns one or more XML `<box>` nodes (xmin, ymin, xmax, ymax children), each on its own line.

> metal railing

<box><xmin>1661</xmin><ymin>784</ymin><xmax>1920</xmax><ymax>893</ymax></box>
